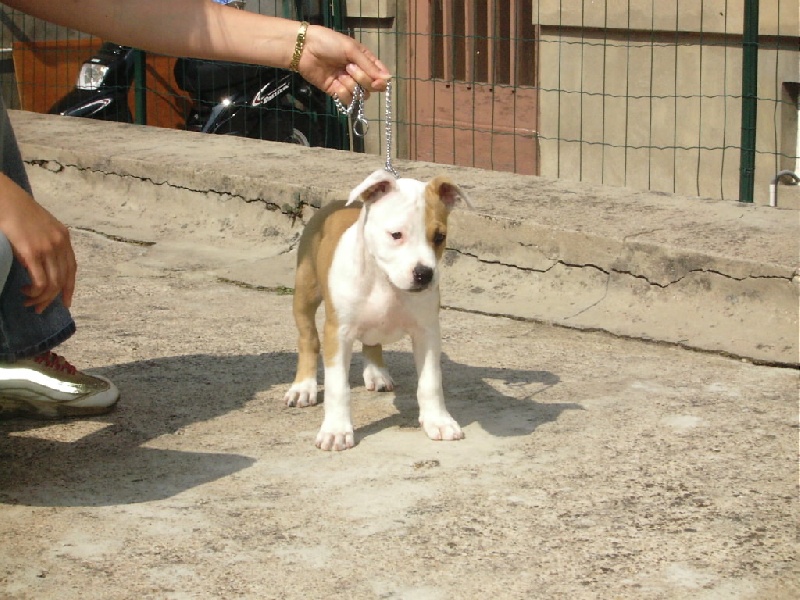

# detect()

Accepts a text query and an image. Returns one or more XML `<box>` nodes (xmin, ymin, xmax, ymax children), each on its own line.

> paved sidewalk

<box><xmin>0</xmin><ymin>131</ymin><xmax>798</xmax><ymax>597</ymax></box>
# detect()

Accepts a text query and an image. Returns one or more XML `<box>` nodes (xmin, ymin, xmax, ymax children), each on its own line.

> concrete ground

<box><xmin>0</xmin><ymin>113</ymin><xmax>798</xmax><ymax>599</ymax></box>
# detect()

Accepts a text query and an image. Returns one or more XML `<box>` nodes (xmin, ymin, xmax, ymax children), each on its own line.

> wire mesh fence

<box><xmin>1</xmin><ymin>1</ymin><xmax>797</xmax><ymax>205</ymax></box>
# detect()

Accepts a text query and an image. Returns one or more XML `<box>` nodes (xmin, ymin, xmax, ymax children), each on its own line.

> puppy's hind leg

<box><xmin>284</xmin><ymin>261</ymin><xmax>322</xmax><ymax>407</ymax></box>
<box><xmin>362</xmin><ymin>344</ymin><xmax>395</xmax><ymax>392</ymax></box>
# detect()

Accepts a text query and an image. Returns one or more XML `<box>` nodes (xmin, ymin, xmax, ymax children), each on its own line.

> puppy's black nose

<box><xmin>413</xmin><ymin>264</ymin><xmax>434</xmax><ymax>287</ymax></box>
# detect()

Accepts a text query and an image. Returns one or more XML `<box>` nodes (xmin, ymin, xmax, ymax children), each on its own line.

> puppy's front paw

<box><xmin>284</xmin><ymin>378</ymin><xmax>318</xmax><ymax>407</ymax></box>
<box><xmin>363</xmin><ymin>364</ymin><xmax>395</xmax><ymax>392</ymax></box>
<box><xmin>420</xmin><ymin>413</ymin><xmax>464</xmax><ymax>441</ymax></box>
<box><xmin>315</xmin><ymin>421</ymin><xmax>355</xmax><ymax>451</ymax></box>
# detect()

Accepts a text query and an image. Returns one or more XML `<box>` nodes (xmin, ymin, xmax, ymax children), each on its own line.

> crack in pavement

<box><xmin>449</xmin><ymin>248</ymin><xmax>793</xmax><ymax>288</ymax></box>
<box><xmin>33</xmin><ymin>159</ymin><xmax>795</xmax><ymax>289</ymax></box>
<box><xmin>28</xmin><ymin>159</ymin><xmax>304</xmax><ymax>219</ymax></box>
<box><xmin>73</xmin><ymin>226</ymin><xmax>156</xmax><ymax>247</ymax></box>
<box><xmin>439</xmin><ymin>305</ymin><xmax>799</xmax><ymax>370</ymax></box>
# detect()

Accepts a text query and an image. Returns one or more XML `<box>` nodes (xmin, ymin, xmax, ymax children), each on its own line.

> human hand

<box><xmin>0</xmin><ymin>174</ymin><xmax>76</xmax><ymax>314</ymax></box>
<box><xmin>298</xmin><ymin>24</ymin><xmax>391</xmax><ymax>105</ymax></box>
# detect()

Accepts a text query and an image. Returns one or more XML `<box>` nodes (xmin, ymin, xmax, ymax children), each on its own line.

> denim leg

<box><xmin>0</xmin><ymin>232</ymin><xmax>11</xmax><ymax>289</ymax></box>
<box><xmin>0</xmin><ymin>96</ymin><xmax>76</xmax><ymax>362</ymax></box>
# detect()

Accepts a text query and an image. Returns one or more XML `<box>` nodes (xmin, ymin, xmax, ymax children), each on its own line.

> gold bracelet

<box><xmin>289</xmin><ymin>21</ymin><xmax>309</xmax><ymax>73</ymax></box>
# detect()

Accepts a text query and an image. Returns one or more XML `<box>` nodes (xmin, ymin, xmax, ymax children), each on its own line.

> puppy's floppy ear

<box><xmin>347</xmin><ymin>169</ymin><xmax>398</xmax><ymax>206</ymax></box>
<box><xmin>426</xmin><ymin>176</ymin><xmax>472</xmax><ymax>210</ymax></box>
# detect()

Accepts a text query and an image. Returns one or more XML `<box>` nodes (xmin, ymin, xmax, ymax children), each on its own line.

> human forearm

<box><xmin>3</xmin><ymin>0</ymin><xmax>299</xmax><ymax>68</ymax></box>
<box><xmin>6</xmin><ymin>0</ymin><xmax>389</xmax><ymax>106</ymax></box>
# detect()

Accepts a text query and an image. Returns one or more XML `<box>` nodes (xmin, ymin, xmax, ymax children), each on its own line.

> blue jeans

<box><xmin>0</xmin><ymin>96</ymin><xmax>75</xmax><ymax>362</ymax></box>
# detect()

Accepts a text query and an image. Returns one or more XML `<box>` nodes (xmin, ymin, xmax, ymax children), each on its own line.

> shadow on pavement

<box><xmin>1</xmin><ymin>350</ymin><xmax>578</xmax><ymax>506</ymax></box>
<box><xmin>0</xmin><ymin>352</ymin><xmax>294</xmax><ymax>508</ymax></box>
<box><xmin>357</xmin><ymin>352</ymin><xmax>580</xmax><ymax>442</ymax></box>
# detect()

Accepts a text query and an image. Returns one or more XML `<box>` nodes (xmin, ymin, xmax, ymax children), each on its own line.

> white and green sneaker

<box><xmin>0</xmin><ymin>351</ymin><xmax>119</xmax><ymax>419</ymax></box>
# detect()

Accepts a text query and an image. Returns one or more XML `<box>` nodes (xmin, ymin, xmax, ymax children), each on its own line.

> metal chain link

<box><xmin>332</xmin><ymin>84</ymin><xmax>367</xmax><ymax>136</ymax></box>
<box><xmin>332</xmin><ymin>80</ymin><xmax>397</xmax><ymax>177</ymax></box>
<box><xmin>382</xmin><ymin>80</ymin><xmax>398</xmax><ymax>177</ymax></box>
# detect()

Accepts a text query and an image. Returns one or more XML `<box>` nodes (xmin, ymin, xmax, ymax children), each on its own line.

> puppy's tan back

<box><xmin>295</xmin><ymin>201</ymin><xmax>362</xmax><ymax>303</ymax></box>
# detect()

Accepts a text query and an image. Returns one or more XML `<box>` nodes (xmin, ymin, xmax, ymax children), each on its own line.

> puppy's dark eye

<box><xmin>433</xmin><ymin>231</ymin><xmax>446</xmax><ymax>245</ymax></box>
<box><xmin>391</xmin><ymin>231</ymin><xmax>403</xmax><ymax>240</ymax></box>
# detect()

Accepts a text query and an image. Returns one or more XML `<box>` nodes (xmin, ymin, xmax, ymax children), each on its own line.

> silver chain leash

<box><xmin>332</xmin><ymin>84</ymin><xmax>368</xmax><ymax>136</ymax></box>
<box><xmin>332</xmin><ymin>79</ymin><xmax>398</xmax><ymax>177</ymax></box>
<box><xmin>382</xmin><ymin>80</ymin><xmax>398</xmax><ymax>177</ymax></box>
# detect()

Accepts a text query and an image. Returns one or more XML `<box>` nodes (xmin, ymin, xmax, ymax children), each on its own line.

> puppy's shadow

<box><xmin>0</xmin><ymin>352</ymin><xmax>295</xmax><ymax>508</ymax></box>
<box><xmin>357</xmin><ymin>352</ymin><xmax>578</xmax><ymax>441</ymax></box>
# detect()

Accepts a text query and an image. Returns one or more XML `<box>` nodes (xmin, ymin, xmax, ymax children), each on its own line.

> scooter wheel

<box><xmin>286</xmin><ymin>127</ymin><xmax>311</xmax><ymax>147</ymax></box>
<box><xmin>251</xmin><ymin>113</ymin><xmax>320</xmax><ymax>147</ymax></box>
<box><xmin>278</xmin><ymin>114</ymin><xmax>321</xmax><ymax>147</ymax></box>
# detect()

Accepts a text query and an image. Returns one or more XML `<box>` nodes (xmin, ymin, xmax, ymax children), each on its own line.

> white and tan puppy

<box><xmin>284</xmin><ymin>169</ymin><xmax>470</xmax><ymax>451</ymax></box>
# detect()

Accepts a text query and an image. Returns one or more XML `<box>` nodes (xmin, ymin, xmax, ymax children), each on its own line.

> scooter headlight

<box><xmin>76</xmin><ymin>62</ymin><xmax>110</xmax><ymax>90</ymax></box>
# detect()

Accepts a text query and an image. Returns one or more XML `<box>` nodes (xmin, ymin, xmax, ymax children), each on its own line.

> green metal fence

<box><xmin>1</xmin><ymin>1</ymin><xmax>798</xmax><ymax>205</ymax></box>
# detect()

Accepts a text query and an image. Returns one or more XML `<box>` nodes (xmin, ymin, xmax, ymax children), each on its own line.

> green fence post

<box><xmin>738</xmin><ymin>0</ymin><xmax>759</xmax><ymax>203</ymax></box>
<box><xmin>133</xmin><ymin>49</ymin><xmax>147</xmax><ymax>125</ymax></box>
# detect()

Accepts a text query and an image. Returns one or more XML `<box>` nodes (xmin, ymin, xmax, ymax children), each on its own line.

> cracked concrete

<box><xmin>1</xmin><ymin>211</ymin><xmax>797</xmax><ymax>600</ymax></box>
<box><xmin>9</xmin><ymin>109</ymin><xmax>800</xmax><ymax>366</ymax></box>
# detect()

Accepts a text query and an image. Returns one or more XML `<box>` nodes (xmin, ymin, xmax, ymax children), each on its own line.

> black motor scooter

<box><xmin>171</xmin><ymin>55</ymin><xmax>326</xmax><ymax>146</ymax></box>
<box><xmin>49</xmin><ymin>1</ymin><xmax>349</xmax><ymax>149</ymax></box>
<box><xmin>48</xmin><ymin>41</ymin><xmax>135</xmax><ymax>123</ymax></box>
<box><xmin>49</xmin><ymin>42</ymin><xmax>330</xmax><ymax>148</ymax></box>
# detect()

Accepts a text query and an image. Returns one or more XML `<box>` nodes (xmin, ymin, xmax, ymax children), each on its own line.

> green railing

<box><xmin>738</xmin><ymin>0</ymin><xmax>760</xmax><ymax>203</ymax></box>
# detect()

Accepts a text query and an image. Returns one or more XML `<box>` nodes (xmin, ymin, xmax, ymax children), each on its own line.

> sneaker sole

<box><xmin>0</xmin><ymin>395</ymin><xmax>120</xmax><ymax>419</ymax></box>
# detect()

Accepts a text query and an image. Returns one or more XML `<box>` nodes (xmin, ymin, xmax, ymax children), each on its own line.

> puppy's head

<box><xmin>347</xmin><ymin>170</ymin><xmax>470</xmax><ymax>292</ymax></box>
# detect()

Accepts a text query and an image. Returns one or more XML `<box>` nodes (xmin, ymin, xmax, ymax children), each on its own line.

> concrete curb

<box><xmin>11</xmin><ymin>110</ymin><xmax>799</xmax><ymax>366</ymax></box>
